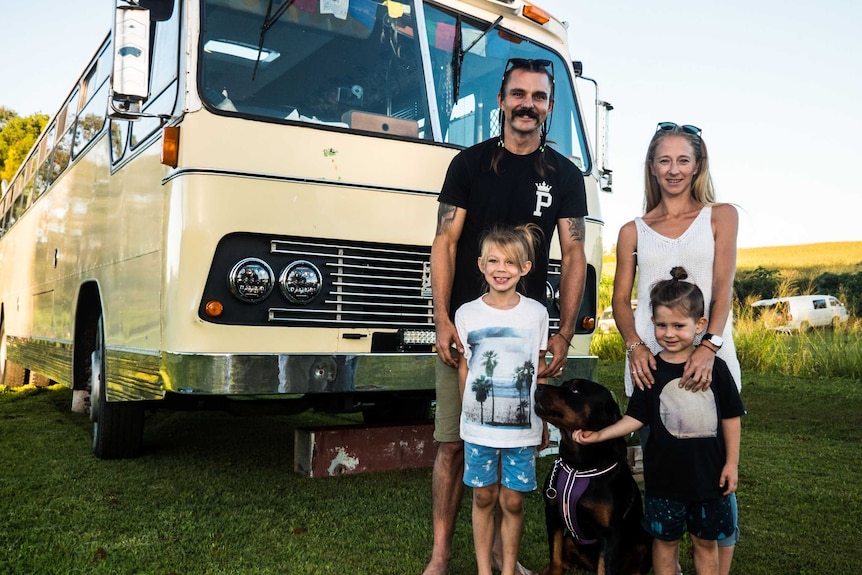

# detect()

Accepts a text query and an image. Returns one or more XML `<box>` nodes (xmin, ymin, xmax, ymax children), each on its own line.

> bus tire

<box><xmin>2</xmin><ymin>361</ymin><xmax>29</xmax><ymax>388</ymax></box>
<box><xmin>30</xmin><ymin>372</ymin><xmax>52</xmax><ymax>387</ymax></box>
<box><xmin>90</xmin><ymin>315</ymin><xmax>144</xmax><ymax>459</ymax></box>
<box><xmin>0</xmin><ymin>318</ymin><xmax>29</xmax><ymax>388</ymax></box>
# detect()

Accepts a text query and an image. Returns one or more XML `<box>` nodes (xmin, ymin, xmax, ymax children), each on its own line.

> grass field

<box><xmin>2</xmin><ymin>361</ymin><xmax>860</xmax><ymax>575</ymax></box>
<box><xmin>2</xmin><ymin>241</ymin><xmax>859</xmax><ymax>573</ymax></box>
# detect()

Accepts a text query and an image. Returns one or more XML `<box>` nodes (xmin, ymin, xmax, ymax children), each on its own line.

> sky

<box><xmin>2</xmin><ymin>0</ymin><xmax>860</xmax><ymax>249</ymax></box>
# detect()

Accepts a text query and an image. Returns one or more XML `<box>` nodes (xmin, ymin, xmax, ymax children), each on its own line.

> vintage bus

<box><xmin>0</xmin><ymin>0</ymin><xmax>611</xmax><ymax>458</ymax></box>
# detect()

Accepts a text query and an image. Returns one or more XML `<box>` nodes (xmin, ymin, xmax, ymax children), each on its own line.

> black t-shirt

<box><xmin>626</xmin><ymin>354</ymin><xmax>746</xmax><ymax>501</ymax></box>
<box><xmin>438</xmin><ymin>139</ymin><xmax>588</xmax><ymax>318</ymax></box>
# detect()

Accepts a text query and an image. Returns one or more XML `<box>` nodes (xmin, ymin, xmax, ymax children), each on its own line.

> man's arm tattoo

<box><xmin>566</xmin><ymin>217</ymin><xmax>586</xmax><ymax>242</ymax></box>
<box><xmin>436</xmin><ymin>203</ymin><xmax>457</xmax><ymax>236</ymax></box>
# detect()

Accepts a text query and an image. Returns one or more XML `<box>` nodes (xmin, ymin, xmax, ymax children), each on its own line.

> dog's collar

<box><xmin>546</xmin><ymin>458</ymin><xmax>620</xmax><ymax>545</ymax></box>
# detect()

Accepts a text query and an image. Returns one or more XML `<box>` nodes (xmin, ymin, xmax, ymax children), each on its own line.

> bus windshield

<box><xmin>199</xmin><ymin>0</ymin><xmax>590</xmax><ymax>170</ymax></box>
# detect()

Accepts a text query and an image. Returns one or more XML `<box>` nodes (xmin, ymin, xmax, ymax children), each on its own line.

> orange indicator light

<box><xmin>523</xmin><ymin>4</ymin><xmax>551</xmax><ymax>25</ymax></box>
<box><xmin>161</xmin><ymin>125</ymin><xmax>180</xmax><ymax>167</ymax></box>
<box><xmin>205</xmin><ymin>300</ymin><xmax>224</xmax><ymax>317</ymax></box>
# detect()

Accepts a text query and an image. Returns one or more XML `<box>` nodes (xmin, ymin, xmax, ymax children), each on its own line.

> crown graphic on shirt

<box><xmin>535</xmin><ymin>181</ymin><xmax>552</xmax><ymax>193</ymax></box>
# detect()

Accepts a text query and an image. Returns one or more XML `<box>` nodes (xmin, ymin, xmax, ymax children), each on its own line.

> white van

<box><xmin>751</xmin><ymin>295</ymin><xmax>849</xmax><ymax>332</ymax></box>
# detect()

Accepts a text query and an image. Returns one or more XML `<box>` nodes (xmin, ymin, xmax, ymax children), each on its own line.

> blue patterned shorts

<box><xmin>463</xmin><ymin>443</ymin><xmax>537</xmax><ymax>492</ymax></box>
<box><xmin>643</xmin><ymin>495</ymin><xmax>736</xmax><ymax>542</ymax></box>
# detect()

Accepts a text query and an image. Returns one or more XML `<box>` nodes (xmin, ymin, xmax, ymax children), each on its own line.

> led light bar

<box><xmin>400</xmin><ymin>328</ymin><xmax>436</xmax><ymax>346</ymax></box>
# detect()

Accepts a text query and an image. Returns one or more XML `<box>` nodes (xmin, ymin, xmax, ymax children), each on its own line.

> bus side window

<box><xmin>14</xmin><ymin>156</ymin><xmax>37</xmax><ymax>219</ymax></box>
<box><xmin>110</xmin><ymin>119</ymin><xmax>130</xmax><ymax>165</ymax></box>
<box><xmin>21</xmin><ymin>179</ymin><xmax>35</xmax><ymax>215</ymax></box>
<box><xmin>10</xmin><ymin>181</ymin><xmax>27</xmax><ymax>224</ymax></box>
<box><xmin>75</xmin><ymin>76</ymin><xmax>109</xmax><ymax>157</ymax></box>
<box><xmin>149</xmin><ymin>3</ymin><xmax>179</xmax><ymax>99</ymax></box>
<box><xmin>35</xmin><ymin>124</ymin><xmax>56</xmax><ymax>196</ymax></box>
<box><xmin>74</xmin><ymin>44</ymin><xmax>111</xmax><ymax>157</ymax></box>
<box><xmin>0</xmin><ymin>190</ymin><xmax>9</xmax><ymax>234</ymax></box>
<box><xmin>50</xmin><ymin>92</ymin><xmax>79</xmax><ymax>184</ymax></box>
<box><xmin>130</xmin><ymin>7</ymin><xmax>180</xmax><ymax>149</ymax></box>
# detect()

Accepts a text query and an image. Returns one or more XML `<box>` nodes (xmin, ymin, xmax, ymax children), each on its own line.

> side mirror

<box><xmin>110</xmin><ymin>5</ymin><xmax>151</xmax><ymax>119</ymax></box>
<box><xmin>573</xmin><ymin>61</ymin><xmax>614</xmax><ymax>193</ymax></box>
<box><xmin>597</xmin><ymin>100</ymin><xmax>613</xmax><ymax>193</ymax></box>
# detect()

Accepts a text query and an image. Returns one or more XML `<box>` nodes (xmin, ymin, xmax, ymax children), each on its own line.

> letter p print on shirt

<box><xmin>533</xmin><ymin>181</ymin><xmax>552</xmax><ymax>216</ymax></box>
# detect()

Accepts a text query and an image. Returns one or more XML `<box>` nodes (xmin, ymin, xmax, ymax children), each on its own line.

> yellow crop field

<box><xmin>736</xmin><ymin>241</ymin><xmax>862</xmax><ymax>271</ymax></box>
<box><xmin>604</xmin><ymin>241</ymin><xmax>862</xmax><ymax>277</ymax></box>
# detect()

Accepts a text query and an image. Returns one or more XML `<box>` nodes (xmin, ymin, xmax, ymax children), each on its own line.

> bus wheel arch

<box><xmin>72</xmin><ymin>283</ymin><xmax>102</xmax><ymax>414</ymax></box>
<box><xmin>73</xmin><ymin>283</ymin><xmax>145</xmax><ymax>459</ymax></box>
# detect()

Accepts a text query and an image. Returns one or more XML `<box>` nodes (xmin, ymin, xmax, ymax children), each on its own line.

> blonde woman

<box><xmin>613</xmin><ymin>122</ymin><xmax>741</xmax><ymax>575</ymax></box>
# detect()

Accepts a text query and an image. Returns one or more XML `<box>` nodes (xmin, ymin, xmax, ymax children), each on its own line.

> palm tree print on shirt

<box><xmin>464</xmin><ymin>326</ymin><xmax>537</xmax><ymax>429</ymax></box>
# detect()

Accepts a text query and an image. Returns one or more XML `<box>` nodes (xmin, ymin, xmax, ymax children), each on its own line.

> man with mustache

<box><xmin>425</xmin><ymin>58</ymin><xmax>588</xmax><ymax>575</ymax></box>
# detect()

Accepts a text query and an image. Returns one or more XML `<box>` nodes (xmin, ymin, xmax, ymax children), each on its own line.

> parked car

<box><xmin>597</xmin><ymin>300</ymin><xmax>638</xmax><ymax>334</ymax></box>
<box><xmin>751</xmin><ymin>295</ymin><xmax>849</xmax><ymax>332</ymax></box>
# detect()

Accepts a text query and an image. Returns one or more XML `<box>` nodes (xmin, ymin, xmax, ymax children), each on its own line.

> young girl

<box><xmin>574</xmin><ymin>267</ymin><xmax>745</xmax><ymax>575</ymax></box>
<box><xmin>454</xmin><ymin>223</ymin><xmax>549</xmax><ymax>575</ymax></box>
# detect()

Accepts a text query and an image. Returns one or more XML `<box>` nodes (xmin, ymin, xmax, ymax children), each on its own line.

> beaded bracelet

<box><xmin>626</xmin><ymin>341</ymin><xmax>646</xmax><ymax>356</ymax></box>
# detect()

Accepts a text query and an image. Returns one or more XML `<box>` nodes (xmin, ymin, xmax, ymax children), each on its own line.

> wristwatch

<box><xmin>702</xmin><ymin>333</ymin><xmax>724</xmax><ymax>350</ymax></box>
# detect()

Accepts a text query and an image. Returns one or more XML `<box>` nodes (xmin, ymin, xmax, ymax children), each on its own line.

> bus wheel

<box><xmin>30</xmin><ymin>373</ymin><xmax>52</xmax><ymax>387</ymax></box>
<box><xmin>89</xmin><ymin>315</ymin><xmax>144</xmax><ymax>459</ymax></box>
<box><xmin>0</xmin><ymin>319</ymin><xmax>28</xmax><ymax>388</ymax></box>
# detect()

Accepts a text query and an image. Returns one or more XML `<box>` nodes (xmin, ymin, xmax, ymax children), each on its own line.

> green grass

<box><xmin>593</xmin><ymin>319</ymin><xmax>862</xmax><ymax>380</ymax></box>
<box><xmin>3</xmin><ymin>364</ymin><xmax>861</xmax><ymax>575</ymax></box>
<box><xmin>595</xmin><ymin>237</ymin><xmax>862</xmax><ymax>378</ymax></box>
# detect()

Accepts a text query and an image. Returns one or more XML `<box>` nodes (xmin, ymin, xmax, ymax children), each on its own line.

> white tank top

<box><xmin>624</xmin><ymin>206</ymin><xmax>741</xmax><ymax>396</ymax></box>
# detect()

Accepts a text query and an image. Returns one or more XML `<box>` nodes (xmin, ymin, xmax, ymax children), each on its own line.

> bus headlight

<box><xmin>279</xmin><ymin>260</ymin><xmax>322</xmax><ymax>304</ymax></box>
<box><xmin>546</xmin><ymin>281</ymin><xmax>561</xmax><ymax>311</ymax></box>
<box><xmin>228</xmin><ymin>258</ymin><xmax>274</xmax><ymax>303</ymax></box>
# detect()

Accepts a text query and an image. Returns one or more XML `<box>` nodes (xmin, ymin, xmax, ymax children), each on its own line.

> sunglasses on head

<box><xmin>656</xmin><ymin>122</ymin><xmax>702</xmax><ymax>137</ymax></box>
<box><xmin>505</xmin><ymin>58</ymin><xmax>554</xmax><ymax>77</ymax></box>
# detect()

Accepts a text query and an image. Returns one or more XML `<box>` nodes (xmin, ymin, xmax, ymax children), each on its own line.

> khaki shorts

<box><xmin>434</xmin><ymin>353</ymin><xmax>462</xmax><ymax>443</ymax></box>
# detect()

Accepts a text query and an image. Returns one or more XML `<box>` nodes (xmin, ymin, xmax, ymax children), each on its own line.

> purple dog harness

<box><xmin>546</xmin><ymin>458</ymin><xmax>620</xmax><ymax>545</ymax></box>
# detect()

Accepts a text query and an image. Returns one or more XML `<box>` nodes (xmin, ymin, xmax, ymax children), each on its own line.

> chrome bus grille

<box><xmin>267</xmin><ymin>239</ymin><xmax>434</xmax><ymax>329</ymax></box>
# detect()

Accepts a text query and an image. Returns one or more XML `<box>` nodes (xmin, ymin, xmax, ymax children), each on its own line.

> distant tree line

<box><xmin>0</xmin><ymin>106</ymin><xmax>48</xmax><ymax>185</ymax></box>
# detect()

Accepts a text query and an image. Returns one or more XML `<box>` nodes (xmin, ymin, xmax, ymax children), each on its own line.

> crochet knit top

<box><xmin>625</xmin><ymin>206</ymin><xmax>741</xmax><ymax>396</ymax></box>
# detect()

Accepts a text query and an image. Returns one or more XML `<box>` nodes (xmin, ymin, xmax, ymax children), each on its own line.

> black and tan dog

<box><xmin>534</xmin><ymin>378</ymin><xmax>652</xmax><ymax>575</ymax></box>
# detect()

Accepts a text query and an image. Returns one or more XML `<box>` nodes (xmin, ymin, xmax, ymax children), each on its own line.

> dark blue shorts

<box><xmin>643</xmin><ymin>495</ymin><xmax>737</xmax><ymax>543</ymax></box>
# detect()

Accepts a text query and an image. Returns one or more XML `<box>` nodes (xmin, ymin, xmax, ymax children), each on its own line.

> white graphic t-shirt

<box><xmin>455</xmin><ymin>294</ymin><xmax>549</xmax><ymax>448</ymax></box>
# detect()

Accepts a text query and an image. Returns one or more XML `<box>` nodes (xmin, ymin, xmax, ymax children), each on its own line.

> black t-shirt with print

<box><xmin>626</xmin><ymin>354</ymin><xmax>746</xmax><ymax>501</ymax></box>
<box><xmin>438</xmin><ymin>138</ymin><xmax>587</xmax><ymax>318</ymax></box>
